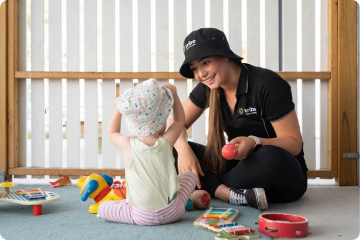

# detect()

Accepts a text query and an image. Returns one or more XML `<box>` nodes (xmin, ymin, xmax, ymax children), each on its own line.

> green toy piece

<box><xmin>216</xmin><ymin>230</ymin><xmax>259</xmax><ymax>240</ymax></box>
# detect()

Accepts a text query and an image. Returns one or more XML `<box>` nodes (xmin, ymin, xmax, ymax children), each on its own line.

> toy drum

<box><xmin>258</xmin><ymin>213</ymin><xmax>309</xmax><ymax>238</ymax></box>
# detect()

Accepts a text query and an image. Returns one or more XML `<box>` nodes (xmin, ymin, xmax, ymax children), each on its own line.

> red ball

<box><xmin>222</xmin><ymin>144</ymin><xmax>238</xmax><ymax>160</ymax></box>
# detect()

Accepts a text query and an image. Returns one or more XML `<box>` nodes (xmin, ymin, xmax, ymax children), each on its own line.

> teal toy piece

<box><xmin>185</xmin><ymin>197</ymin><xmax>194</xmax><ymax>211</ymax></box>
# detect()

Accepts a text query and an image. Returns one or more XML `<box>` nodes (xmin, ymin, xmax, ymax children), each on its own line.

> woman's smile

<box><xmin>203</xmin><ymin>75</ymin><xmax>215</xmax><ymax>84</ymax></box>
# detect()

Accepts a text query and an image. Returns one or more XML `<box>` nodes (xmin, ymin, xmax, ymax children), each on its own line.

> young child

<box><xmin>97</xmin><ymin>78</ymin><xmax>197</xmax><ymax>225</ymax></box>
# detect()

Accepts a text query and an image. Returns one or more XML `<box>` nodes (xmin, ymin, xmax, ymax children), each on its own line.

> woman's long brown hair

<box><xmin>203</xmin><ymin>58</ymin><xmax>241</xmax><ymax>177</ymax></box>
<box><xmin>203</xmin><ymin>88</ymin><xmax>227</xmax><ymax>177</ymax></box>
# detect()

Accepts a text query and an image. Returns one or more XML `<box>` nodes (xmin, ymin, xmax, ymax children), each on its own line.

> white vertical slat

<box><xmin>173</xmin><ymin>0</ymin><xmax>188</xmax><ymax>104</ymax></box>
<box><xmin>102</xmin><ymin>0</ymin><xmax>115</xmax><ymax>169</ymax></box>
<box><xmin>117</xmin><ymin>0</ymin><xmax>134</xmax><ymax>168</ymax></box>
<box><xmin>228</xmin><ymin>0</ymin><xmax>242</xmax><ymax>58</ymax></box>
<box><xmin>247</xmin><ymin>0</ymin><xmax>260</xmax><ymax>66</ymax></box>
<box><xmin>283</xmin><ymin>0</ymin><xmax>297</xmax><ymax>111</ymax></box>
<box><xmin>66</xmin><ymin>0</ymin><xmax>81</xmax><ymax>168</ymax></box>
<box><xmin>320</xmin><ymin>0</ymin><xmax>328</xmax><ymax>169</ymax></box>
<box><xmin>156</xmin><ymin>0</ymin><xmax>169</xmax><ymax>87</ymax></box>
<box><xmin>31</xmin><ymin>0</ymin><xmax>45</xmax><ymax>168</ymax></box>
<box><xmin>264</xmin><ymin>0</ymin><xmax>279</xmax><ymax>71</ymax></box>
<box><xmin>119</xmin><ymin>1</ymin><xmax>134</xmax><ymax>141</ymax></box>
<box><xmin>302</xmin><ymin>0</ymin><xmax>316</xmax><ymax>170</ymax></box>
<box><xmin>120</xmin><ymin>0</ymin><xmax>133</xmax><ymax>73</ymax></box>
<box><xmin>49</xmin><ymin>0</ymin><xmax>62</xmax><ymax>168</ymax></box>
<box><xmin>192</xmin><ymin>0</ymin><xmax>206</xmax><ymax>145</ymax></box>
<box><xmin>210</xmin><ymin>0</ymin><xmax>223</xmax><ymax>30</ymax></box>
<box><xmin>19</xmin><ymin>0</ymin><xmax>27</xmax><ymax>167</ymax></box>
<box><xmin>320</xmin><ymin>0</ymin><xmax>328</xmax><ymax>71</ymax></box>
<box><xmin>138</xmin><ymin>0</ymin><xmax>151</xmax><ymax>72</ymax></box>
<box><xmin>192</xmin><ymin>0</ymin><xmax>205</xmax><ymax>31</ymax></box>
<box><xmin>84</xmin><ymin>0</ymin><xmax>98</xmax><ymax>168</ymax></box>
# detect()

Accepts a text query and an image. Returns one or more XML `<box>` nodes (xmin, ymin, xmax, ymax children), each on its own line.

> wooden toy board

<box><xmin>194</xmin><ymin>208</ymin><xmax>240</xmax><ymax>226</ymax></box>
<box><xmin>194</xmin><ymin>208</ymin><xmax>260</xmax><ymax>240</ymax></box>
<box><xmin>0</xmin><ymin>190</ymin><xmax>59</xmax><ymax>205</ymax></box>
<box><xmin>16</xmin><ymin>189</ymin><xmax>49</xmax><ymax>200</ymax></box>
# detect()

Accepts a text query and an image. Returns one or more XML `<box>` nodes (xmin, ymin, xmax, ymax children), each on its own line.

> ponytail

<box><xmin>203</xmin><ymin>89</ymin><xmax>227</xmax><ymax>177</ymax></box>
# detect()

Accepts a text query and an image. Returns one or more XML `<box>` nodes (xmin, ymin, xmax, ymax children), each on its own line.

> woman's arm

<box><xmin>260</xmin><ymin>110</ymin><xmax>302</xmax><ymax>155</ymax></box>
<box><xmin>229</xmin><ymin>110</ymin><xmax>302</xmax><ymax>160</ymax></box>
<box><xmin>168</xmin><ymin>98</ymin><xmax>205</xmax><ymax>188</ymax></box>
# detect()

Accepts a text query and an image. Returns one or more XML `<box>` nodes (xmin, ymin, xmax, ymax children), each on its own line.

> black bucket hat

<box><xmin>179</xmin><ymin>28</ymin><xmax>243</xmax><ymax>78</ymax></box>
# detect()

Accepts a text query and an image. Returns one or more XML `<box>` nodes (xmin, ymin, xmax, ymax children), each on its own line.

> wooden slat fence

<box><xmin>0</xmin><ymin>0</ymin><xmax>358</xmax><ymax>184</ymax></box>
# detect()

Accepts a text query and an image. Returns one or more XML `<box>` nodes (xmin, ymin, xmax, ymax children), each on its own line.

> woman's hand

<box><xmin>177</xmin><ymin>144</ymin><xmax>205</xmax><ymax>189</ymax></box>
<box><xmin>228</xmin><ymin>137</ymin><xmax>256</xmax><ymax>160</ymax></box>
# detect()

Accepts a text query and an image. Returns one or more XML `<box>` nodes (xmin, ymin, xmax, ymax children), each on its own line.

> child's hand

<box><xmin>163</xmin><ymin>83</ymin><xmax>177</xmax><ymax>96</ymax></box>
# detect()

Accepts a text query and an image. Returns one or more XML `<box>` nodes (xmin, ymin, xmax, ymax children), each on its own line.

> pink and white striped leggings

<box><xmin>98</xmin><ymin>171</ymin><xmax>196</xmax><ymax>225</ymax></box>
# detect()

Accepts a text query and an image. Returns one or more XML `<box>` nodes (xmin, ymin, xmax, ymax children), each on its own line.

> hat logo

<box><xmin>184</xmin><ymin>40</ymin><xmax>196</xmax><ymax>51</ymax></box>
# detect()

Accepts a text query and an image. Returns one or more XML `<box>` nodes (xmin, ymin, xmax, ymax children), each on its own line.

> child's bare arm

<box><xmin>162</xmin><ymin>84</ymin><xmax>185</xmax><ymax>147</ymax></box>
<box><xmin>108</xmin><ymin>99</ymin><xmax>131</xmax><ymax>151</ymax></box>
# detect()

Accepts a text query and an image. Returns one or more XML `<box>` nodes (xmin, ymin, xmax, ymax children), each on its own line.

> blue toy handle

<box><xmin>81</xmin><ymin>179</ymin><xmax>99</xmax><ymax>201</ymax></box>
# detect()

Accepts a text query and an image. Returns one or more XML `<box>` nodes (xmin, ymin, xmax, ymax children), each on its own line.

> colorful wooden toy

<box><xmin>199</xmin><ymin>218</ymin><xmax>234</xmax><ymax>232</ymax></box>
<box><xmin>0</xmin><ymin>182</ymin><xmax>59</xmax><ymax>216</ymax></box>
<box><xmin>194</xmin><ymin>208</ymin><xmax>240</xmax><ymax>225</ymax></box>
<box><xmin>200</xmin><ymin>218</ymin><xmax>259</xmax><ymax>239</ymax></box>
<box><xmin>0</xmin><ymin>182</ymin><xmax>17</xmax><ymax>197</ymax></box>
<box><xmin>17</xmin><ymin>188</ymin><xmax>48</xmax><ymax>199</ymax></box>
<box><xmin>222</xmin><ymin>144</ymin><xmax>238</xmax><ymax>160</ymax></box>
<box><xmin>77</xmin><ymin>173</ymin><xmax>126</xmax><ymax>214</ymax></box>
<box><xmin>195</xmin><ymin>207</ymin><xmax>259</xmax><ymax>240</ymax></box>
<box><xmin>215</xmin><ymin>230</ymin><xmax>259</xmax><ymax>240</ymax></box>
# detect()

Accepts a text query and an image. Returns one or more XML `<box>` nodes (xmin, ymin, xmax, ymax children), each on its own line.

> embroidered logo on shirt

<box><xmin>239</xmin><ymin>107</ymin><xmax>257</xmax><ymax>115</ymax></box>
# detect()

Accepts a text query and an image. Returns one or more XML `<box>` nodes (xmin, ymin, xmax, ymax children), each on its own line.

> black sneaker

<box><xmin>229</xmin><ymin>188</ymin><xmax>268</xmax><ymax>210</ymax></box>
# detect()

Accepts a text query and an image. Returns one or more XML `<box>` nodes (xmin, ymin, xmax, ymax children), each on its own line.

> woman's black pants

<box><xmin>173</xmin><ymin>142</ymin><xmax>307</xmax><ymax>203</ymax></box>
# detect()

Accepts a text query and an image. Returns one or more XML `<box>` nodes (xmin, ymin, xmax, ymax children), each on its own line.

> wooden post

<box><xmin>0</xmin><ymin>1</ymin><xmax>8</xmax><ymax>179</ymax></box>
<box><xmin>8</xmin><ymin>0</ymin><xmax>19</xmax><ymax>181</ymax></box>
<box><xmin>328</xmin><ymin>0</ymin><xmax>339</xmax><ymax>174</ymax></box>
<box><xmin>336</xmin><ymin>0</ymin><xmax>358</xmax><ymax>185</ymax></box>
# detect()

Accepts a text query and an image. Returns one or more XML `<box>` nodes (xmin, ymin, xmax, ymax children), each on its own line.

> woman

<box><xmin>172</xmin><ymin>28</ymin><xmax>308</xmax><ymax>210</ymax></box>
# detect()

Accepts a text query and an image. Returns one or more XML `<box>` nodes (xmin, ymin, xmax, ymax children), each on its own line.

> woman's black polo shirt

<box><xmin>189</xmin><ymin>62</ymin><xmax>308</xmax><ymax>172</ymax></box>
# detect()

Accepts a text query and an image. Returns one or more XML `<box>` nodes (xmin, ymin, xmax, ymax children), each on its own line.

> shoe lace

<box><xmin>229</xmin><ymin>190</ymin><xmax>247</xmax><ymax>206</ymax></box>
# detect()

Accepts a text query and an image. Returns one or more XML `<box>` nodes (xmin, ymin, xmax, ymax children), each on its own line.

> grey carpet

<box><xmin>0</xmin><ymin>185</ymin><xmax>271</xmax><ymax>240</ymax></box>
